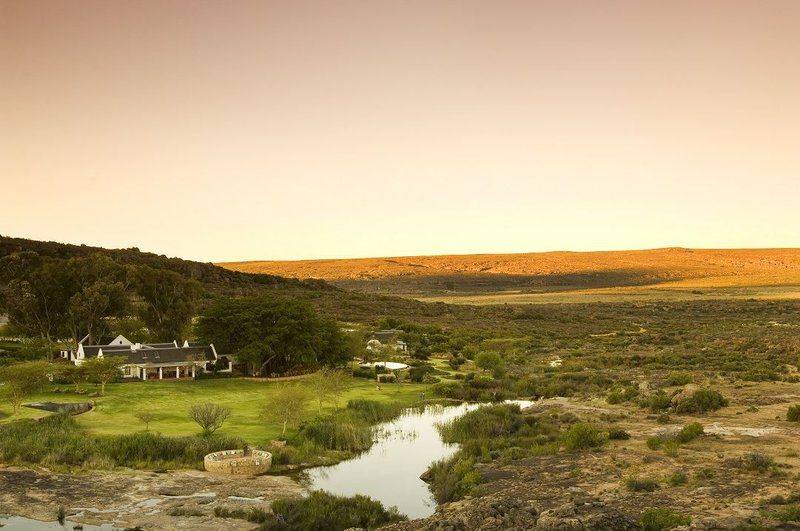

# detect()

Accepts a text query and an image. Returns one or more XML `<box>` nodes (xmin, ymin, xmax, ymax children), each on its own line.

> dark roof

<box><xmin>126</xmin><ymin>346</ymin><xmax>216</xmax><ymax>365</ymax></box>
<box><xmin>82</xmin><ymin>345</ymin><xmax>131</xmax><ymax>357</ymax></box>
<box><xmin>371</xmin><ymin>330</ymin><xmax>403</xmax><ymax>342</ymax></box>
<box><xmin>141</xmin><ymin>342</ymin><xmax>176</xmax><ymax>349</ymax></box>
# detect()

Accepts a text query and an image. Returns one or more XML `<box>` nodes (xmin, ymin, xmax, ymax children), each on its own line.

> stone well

<box><xmin>203</xmin><ymin>449</ymin><xmax>272</xmax><ymax>475</ymax></box>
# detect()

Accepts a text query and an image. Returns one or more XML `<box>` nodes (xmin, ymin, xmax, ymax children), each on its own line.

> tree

<box><xmin>17</xmin><ymin>337</ymin><xmax>59</xmax><ymax>361</ymax></box>
<box><xmin>196</xmin><ymin>297</ymin><xmax>351</xmax><ymax>376</ymax></box>
<box><xmin>65</xmin><ymin>254</ymin><xmax>129</xmax><ymax>344</ymax></box>
<box><xmin>474</xmin><ymin>352</ymin><xmax>504</xmax><ymax>378</ymax></box>
<box><xmin>134</xmin><ymin>266</ymin><xmax>201</xmax><ymax>341</ymax></box>
<box><xmin>60</xmin><ymin>363</ymin><xmax>87</xmax><ymax>392</ymax></box>
<box><xmin>262</xmin><ymin>384</ymin><xmax>311</xmax><ymax>438</ymax></box>
<box><xmin>189</xmin><ymin>403</ymin><xmax>231</xmax><ymax>436</ymax></box>
<box><xmin>0</xmin><ymin>252</ymin><xmax>129</xmax><ymax>345</ymax></box>
<box><xmin>135</xmin><ymin>410</ymin><xmax>156</xmax><ymax>431</ymax></box>
<box><xmin>0</xmin><ymin>361</ymin><xmax>52</xmax><ymax>414</ymax></box>
<box><xmin>83</xmin><ymin>356</ymin><xmax>125</xmax><ymax>396</ymax></box>
<box><xmin>309</xmin><ymin>368</ymin><xmax>350</xmax><ymax>412</ymax></box>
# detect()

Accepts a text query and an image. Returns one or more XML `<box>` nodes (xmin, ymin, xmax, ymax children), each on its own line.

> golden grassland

<box><xmin>219</xmin><ymin>248</ymin><xmax>800</xmax><ymax>283</ymax></box>
<box><xmin>219</xmin><ymin>247</ymin><xmax>800</xmax><ymax>304</ymax></box>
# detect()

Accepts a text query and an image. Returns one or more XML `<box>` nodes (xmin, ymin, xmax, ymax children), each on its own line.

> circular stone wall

<box><xmin>204</xmin><ymin>449</ymin><xmax>272</xmax><ymax>475</ymax></box>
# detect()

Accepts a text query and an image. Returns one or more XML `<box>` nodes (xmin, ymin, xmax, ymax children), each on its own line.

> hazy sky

<box><xmin>2</xmin><ymin>1</ymin><xmax>799</xmax><ymax>262</ymax></box>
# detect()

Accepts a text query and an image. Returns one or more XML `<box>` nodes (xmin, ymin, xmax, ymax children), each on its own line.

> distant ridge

<box><xmin>219</xmin><ymin>248</ymin><xmax>800</xmax><ymax>294</ymax></box>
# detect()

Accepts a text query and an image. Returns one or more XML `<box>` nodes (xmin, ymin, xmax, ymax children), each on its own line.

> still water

<box><xmin>300</xmin><ymin>400</ymin><xmax>532</xmax><ymax>519</ymax></box>
<box><xmin>0</xmin><ymin>515</ymin><xmax>118</xmax><ymax>530</ymax></box>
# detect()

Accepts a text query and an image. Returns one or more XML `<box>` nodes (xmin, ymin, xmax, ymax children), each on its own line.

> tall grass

<box><xmin>438</xmin><ymin>403</ymin><xmax>523</xmax><ymax>442</ymax></box>
<box><xmin>346</xmin><ymin>399</ymin><xmax>404</xmax><ymax>423</ymax></box>
<box><xmin>0</xmin><ymin>414</ymin><xmax>244</xmax><ymax>469</ymax></box>
<box><xmin>297</xmin><ymin>399</ymin><xmax>406</xmax><ymax>453</ymax></box>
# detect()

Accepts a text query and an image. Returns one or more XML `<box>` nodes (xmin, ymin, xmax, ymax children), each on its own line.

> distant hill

<box><xmin>219</xmin><ymin>248</ymin><xmax>800</xmax><ymax>296</ymax></box>
<box><xmin>0</xmin><ymin>235</ymin><xmax>332</xmax><ymax>299</ymax></box>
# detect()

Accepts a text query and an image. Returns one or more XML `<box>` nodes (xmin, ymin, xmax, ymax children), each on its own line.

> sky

<box><xmin>2</xmin><ymin>1</ymin><xmax>799</xmax><ymax>262</ymax></box>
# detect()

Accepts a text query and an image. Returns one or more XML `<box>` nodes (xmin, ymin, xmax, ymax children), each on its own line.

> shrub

<box><xmin>668</xmin><ymin>471</ymin><xmax>688</xmax><ymax>486</ymax></box>
<box><xmin>696</xmin><ymin>467</ymin><xmax>716</xmax><ymax>480</ymax></box>
<box><xmin>676</xmin><ymin>422</ymin><xmax>704</xmax><ymax>443</ymax></box>
<box><xmin>787</xmin><ymin>405</ymin><xmax>800</xmax><ymax>422</ymax></box>
<box><xmin>409</xmin><ymin>364</ymin><xmax>434</xmax><ymax>383</ymax></box>
<box><xmin>352</xmin><ymin>367</ymin><xmax>374</xmax><ymax>379</ymax></box>
<box><xmin>625</xmin><ymin>476</ymin><xmax>660</xmax><ymax>492</ymax></box>
<box><xmin>608</xmin><ymin>429</ymin><xmax>630</xmax><ymax>440</ymax></box>
<box><xmin>607</xmin><ymin>386</ymin><xmax>639</xmax><ymax>405</ymax></box>
<box><xmin>667</xmin><ymin>372</ymin><xmax>693</xmax><ymax>386</ymax></box>
<box><xmin>562</xmin><ymin>423</ymin><xmax>606</xmax><ymax>451</ymax></box>
<box><xmin>640</xmin><ymin>507</ymin><xmax>691</xmax><ymax>530</ymax></box>
<box><xmin>642</xmin><ymin>392</ymin><xmax>672</xmax><ymax>413</ymax></box>
<box><xmin>646</xmin><ymin>437</ymin><xmax>662</xmax><ymax>450</ymax></box>
<box><xmin>772</xmin><ymin>504</ymin><xmax>800</xmax><ymax>523</ymax></box>
<box><xmin>674</xmin><ymin>389</ymin><xmax>728</xmax><ymax>414</ymax></box>
<box><xmin>729</xmin><ymin>452</ymin><xmax>774</xmax><ymax>473</ymax></box>
<box><xmin>424</xmin><ymin>455</ymin><xmax>480</xmax><ymax>503</ymax></box>
<box><xmin>259</xmin><ymin>491</ymin><xmax>406</xmax><ymax>530</ymax></box>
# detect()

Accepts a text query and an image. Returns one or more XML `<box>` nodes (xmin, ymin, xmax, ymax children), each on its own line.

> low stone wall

<box><xmin>203</xmin><ymin>449</ymin><xmax>272</xmax><ymax>475</ymax></box>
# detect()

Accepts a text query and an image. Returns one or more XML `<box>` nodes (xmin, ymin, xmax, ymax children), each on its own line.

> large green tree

<box><xmin>133</xmin><ymin>266</ymin><xmax>202</xmax><ymax>341</ymax></box>
<box><xmin>0</xmin><ymin>252</ymin><xmax>129</xmax><ymax>344</ymax></box>
<box><xmin>196</xmin><ymin>297</ymin><xmax>352</xmax><ymax>376</ymax></box>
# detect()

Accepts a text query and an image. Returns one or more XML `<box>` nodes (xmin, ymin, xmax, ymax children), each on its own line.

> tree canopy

<box><xmin>0</xmin><ymin>250</ymin><xmax>200</xmax><ymax>344</ymax></box>
<box><xmin>196</xmin><ymin>297</ymin><xmax>352</xmax><ymax>376</ymax></box>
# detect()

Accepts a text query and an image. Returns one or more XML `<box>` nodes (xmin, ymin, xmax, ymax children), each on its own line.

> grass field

<box><xmin>414</xmin><ymin>284</ymin><xmax>800</xmax><ymax>305</ymax></box>
<box><xmin>0</xmin><ymin>376</ymin><xmax>428</xmax><ymax>444</ymax></box>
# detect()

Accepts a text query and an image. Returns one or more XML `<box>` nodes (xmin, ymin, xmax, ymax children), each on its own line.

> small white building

<box><xmin>366</xmin><ymin>329</ymin><xmax>409</xmax><ymax>354</ymax></box>
<box><xmin>61</xmin><ymin>335</ymin><xmax>232</xmax><ymax>380</ymax></box>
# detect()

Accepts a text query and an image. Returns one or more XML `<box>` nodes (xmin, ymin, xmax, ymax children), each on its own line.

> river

<box><xmin>300</xmin><ymin>400</ymin><xmax>533</xmax><ymax>519</ymax></box>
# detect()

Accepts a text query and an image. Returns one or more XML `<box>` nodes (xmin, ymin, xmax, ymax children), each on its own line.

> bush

<box><xmin>352</xmin><ymin>367</ymin><xmax>374</xmax><ymax>379</ymax></box>
<box><xmin>640</xmin><ymin>507</ymin><xmax>691</xmax><ymax>530</ymax></box>
<box><xmin>424</xmin><ymin>455</ymin><xmax>479</xmax><ymax>503</ymax></box>
<box><xmin>676</xmin><ymin>422</ymin><xmax>704</xmax><ymax>443</ymax></box>
<box><xmin>646</xmin><ymin>437</ymin><xmax>662</xmax><ymax>450</ymax></box>
<box><xmin>409</xmin><ymin>364</ymin><xmax>434</xmax><ymax>383</ymax></box>
<box><xmin>696</xmin><ymin>467</ymin><xmax>716</xmax><ymax>480</ymax></box>
<box><xmin>607</xmin><ymin>386</ymin><xmax>639</xmax><ymax>405</ymax></box>
<box><xmin>625</xmin><ymin>476</ymin><xmax>660</xmax><ymax>492</ymax></box>
<box><xmin>641</xmin><ymin>392</ymin><xmax>672</xmax><ymax>413</ymax></box>
<box><xmin>667</xmin><ymin>372</ymin><xmax>693</xmax><ymax>386</ymax></box>
<box><xmin>674</xmin><ymin>389</ymin><xmax>728</xmax><ymax>414</ymax></box>
<box><xmin>608</xmin><ymin>429</ymin><xmax>630</xmax><ymax>440</ymax></box>
<box><xmin>772</xmin><ymin>504</ymin><xmax>800</xmax><ymax>523</ymax></box>
<box><xmin>787</xmin><ymin>405</ymin><xmax>800</xmax><ymax>422</ymax></box>
<box><xmin>728</xmin><ymin>451</ymin><xmax>774</xmax><ymax>473</ymax></box>
<box><xmin>259</xmin><ymin>491</ymin><xmax>406</xmax><ymax>530</ymax></box>
<box><xmin>562</xmin><ymin>423</ymin><xmax>606</xmax><ymax>451</ymax></box>
<box><xmin>668</xmin><ymin>471</ymin><xmax>688</xmax><ymax>486</ymax></box>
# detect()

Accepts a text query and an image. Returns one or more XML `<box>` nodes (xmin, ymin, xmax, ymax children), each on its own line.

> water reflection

<box><xmin>0</xmin><ymin>515</ymin><xmax>119</xmax><ymax>530</ymax></box>
<box><xmin>300</xmin><ymin>400</ymin><xmax>532</xmax><ymax>519</ymax></box>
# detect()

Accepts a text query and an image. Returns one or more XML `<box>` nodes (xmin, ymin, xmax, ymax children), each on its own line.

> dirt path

<box><xmin>0</xmin><ymin>466</ymin><xmax>304</xmax><ymax>529</ymax></box>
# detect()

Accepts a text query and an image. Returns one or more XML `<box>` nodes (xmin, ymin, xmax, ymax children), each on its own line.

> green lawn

<box><xmin>0</xmin><ymin>376</ymin><xmax>428</xmax><ymax>444</ymax></box>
